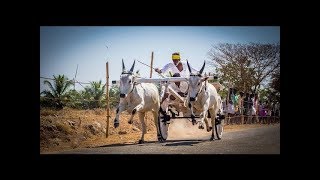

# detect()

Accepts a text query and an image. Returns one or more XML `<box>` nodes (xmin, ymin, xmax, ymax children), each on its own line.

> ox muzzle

<box><xmin>189</xmin><ymin>92</ymin><xmax>199</xmax><ymax>102</ymax></box>
<box><xmin>120</xmin><ymin>93</ymin><xmax>126</xmax><ymax>98</ymax></box>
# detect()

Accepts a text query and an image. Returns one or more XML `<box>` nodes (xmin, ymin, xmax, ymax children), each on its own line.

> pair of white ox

<box><xmin>113</xmin><ymin>60</ymin><xmax>223</xmax><ymax>143</ymax></box>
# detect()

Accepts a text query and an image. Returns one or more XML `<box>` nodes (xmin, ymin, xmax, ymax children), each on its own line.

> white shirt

<box><xmin>161</xmin><ymin>62</ymin><xmax>198</xmax><ymax>77</ymax></box>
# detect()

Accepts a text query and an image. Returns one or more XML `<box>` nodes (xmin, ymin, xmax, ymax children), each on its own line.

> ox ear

<box><xmin>201</xmin><ymin>76</ymin><xmax>209</xmax><ymax>82</ymax></box>
<box><xmin>122</xmin><ymin>59</ymin><xmax>126</xmax><ymax>72</ymax></box>
<box><xmin>129</xmin><ymin>60</ymin><xmax>136</xmax><ymax>74</ymax></box>
<box><xmin>132</xmin><ymin>76</ymin><xmax>138</xmax><ymax>85</ymax></box>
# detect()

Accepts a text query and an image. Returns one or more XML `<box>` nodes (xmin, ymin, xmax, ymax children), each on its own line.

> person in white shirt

<box><xmin>155</xmin><ymin>52</ymin><xmax>197</xmax><ymax>104</ymax></box>
<box><xmin>155</xmin><ymin>52</ymin><xmax>197</xmax><ymax>78</ymax></box>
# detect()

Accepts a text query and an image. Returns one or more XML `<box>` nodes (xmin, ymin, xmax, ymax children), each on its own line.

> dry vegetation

<box><xmin>40</xmin><ymin>108</ymin><xmax>272</xmax><ymax>153</ymax></box>
<box><xmin>40</xmin><ymin>107</ymin><xmax>159</xmax><ymax>153</ymax></box>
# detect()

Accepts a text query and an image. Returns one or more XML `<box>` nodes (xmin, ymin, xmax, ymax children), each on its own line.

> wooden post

<box><xmin>106</xmin><ymin>62</ymin><xmax>110</xmax><ymax>138</ymax></box>
<box><xmin>150</xmin><ymin>51</ymin><xmax>154</xmax><ymax>78</ymax></box>
<box><xmin>241</xmin><ymin>115</ymin><xmax>244</xmax><ymax>124</ymax></box>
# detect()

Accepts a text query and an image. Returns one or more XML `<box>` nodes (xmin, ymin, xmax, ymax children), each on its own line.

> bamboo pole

<box><xmin>150</xmin><ymin>51</ymin><xmax>154</xmax><ymax>78</ymax></box>
<box><xmin>106</xmin><ymin>62</ymin><xmax>110</xmax><ymax>138</ymax></box>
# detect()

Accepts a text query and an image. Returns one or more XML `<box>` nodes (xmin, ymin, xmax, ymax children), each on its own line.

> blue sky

<box><xmin>40</xmin><ymin>26</ymin><xmax>280</xmax><ymax>92</ymax></box>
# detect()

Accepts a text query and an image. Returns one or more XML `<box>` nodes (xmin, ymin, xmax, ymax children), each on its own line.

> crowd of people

<box><xmin>222</xmin><ymin>88</ymin><xmax>280</xmax><ymax>125</ymax></box>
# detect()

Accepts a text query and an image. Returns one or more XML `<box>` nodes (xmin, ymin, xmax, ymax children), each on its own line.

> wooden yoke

<box><xmin>167</xmin><ymin>86</ymin><xmax>185</xmax><ymax>103</ymax></box>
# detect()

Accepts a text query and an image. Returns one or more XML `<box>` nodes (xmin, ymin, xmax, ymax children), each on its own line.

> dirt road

<box><xmin>55</xmin><ymin>124</ymin><xmax>280</xmax><ymax>154</ymax></box>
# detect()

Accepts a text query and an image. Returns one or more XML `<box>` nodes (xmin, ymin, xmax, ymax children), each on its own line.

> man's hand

<box><xmin>154</xmin><ymin>68</ymin><xmax>161</xmax><ymax>73</ymax></box>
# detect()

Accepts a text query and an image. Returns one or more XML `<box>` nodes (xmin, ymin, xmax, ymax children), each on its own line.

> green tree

<box><xmin>79</xmin><ymin>88</ymin><xmax>91</xmax><ymax>109</ymax></box>
<box><xmin>109</xmin><ymin>85</ymin><xmax>120</xmax><ymax>108</ymax></box>
<box><xmin>266</xmin><ymin>69</ymin><xmax>280</xmax><ymax>104</ymax></box>
<box><xmin>40</xmin><ymin>75</ymin><xmax>73</xmax><ymax>109</ymax></box>
<box><xmin>66</xmin><ymin>89</ymin><xmax>83</xmax><ymax>109</ymax></box>
<box><xmin>270</xmin><ymin>69</ymin><xmax>280</xmax><ymax>92</ymax></box>
<box><xmin>208</xmin><ymin>42</ymin><xmax>280</xmax><ymax>94</ymax></box>
<box><xmin>83</xmin><ymin>80</ymin><xmax>106</xmax><ymax>109</ymax></box>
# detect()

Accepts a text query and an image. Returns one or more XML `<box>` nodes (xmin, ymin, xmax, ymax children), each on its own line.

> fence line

<box><xmin>40</xmin><ymin>76</ymin><xmax>116</xmax><ymax>103</ymax></box>
<box><xmin>40</xmin><ymin>76</ymin><xmax>114</xmax><ymax>87</ymax></box>
<box><xmin>224</xmin><ymin>115</ymin><xmax>280</xmax><ymax>119</ymax></box>
<box><xmin>40</xmin><ymin>96</ymin><xmax>109</xmax><ymax>102</ymax></box>
<box><xmin>223</xmin><ymin>115</ymin><xmax>280</xmax><ymax>125</ymax></box>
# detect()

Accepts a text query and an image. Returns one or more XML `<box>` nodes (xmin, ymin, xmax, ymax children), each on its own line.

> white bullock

<box><xmin>114</xmin><ymin>60</ymin><xmax>163</xmax><ymax>143</ymax></box>
<box><xmin>185</xmin><ymin>61</ymin><xmax>222</xmax><ymax>141</ymax></box>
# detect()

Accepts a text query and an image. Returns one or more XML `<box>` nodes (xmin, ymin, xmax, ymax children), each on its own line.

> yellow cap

<box><xmin>172</xmin><ymin>53</ymin><xmax>180</xmax><ymax>60</ymax></box>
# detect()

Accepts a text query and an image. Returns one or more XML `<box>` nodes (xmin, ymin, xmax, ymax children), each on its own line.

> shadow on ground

<box><xmin>95</xmin><ymin>139</ymin><xmax>209</xmax><ymax>148</ymax></box>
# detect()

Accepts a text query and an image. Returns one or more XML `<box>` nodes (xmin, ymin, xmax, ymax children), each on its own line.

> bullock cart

<box><xmin>136</xmin><ymin>76</ymin><xmax>225</xmax><ymax>142</ymax></box>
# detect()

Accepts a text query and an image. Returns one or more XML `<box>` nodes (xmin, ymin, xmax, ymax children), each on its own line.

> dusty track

<box><xmin>54</xmin><ymin>124</ymin><xmax>280</xmax><ymax>154</ymax></box>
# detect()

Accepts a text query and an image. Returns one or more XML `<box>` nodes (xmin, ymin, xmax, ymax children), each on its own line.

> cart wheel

<box><xmin>215</xmin><ymin>119</ymin><xmax>224</xmax><ymax>140</ymax></box>
<box><xmin>158</xmin><ymin>114</ymin><xmax>169</xmax><ymax>142</ymax></box>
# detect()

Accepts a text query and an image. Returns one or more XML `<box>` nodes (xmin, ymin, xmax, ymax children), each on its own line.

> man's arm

<box><xmin>155</xmin><ymin>63</ymin><xmax>173</xmax><ymax>75</ymax></box>
<box><xmin>160</xmin><ymin>63</ymin><xmax>172</xmax><ymax>73</ymax></box>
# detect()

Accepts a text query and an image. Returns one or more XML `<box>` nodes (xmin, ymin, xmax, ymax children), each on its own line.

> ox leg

<box><xmin>209</xmin><ymin>108</ymin><xmax>218</xmax><ymax>141</ymax></box>
<box><xmin>128</xmin><ymin>102</ymin><xmax>145</xmax><ymax>124</ymax></box>
<box><xmin>198</xmin><ymin>111</ymin><xmax>206</xmax><ymax>130</ymax></box>
<box><xmin>205</xmin><ymin>111</ymin><xmax>212</xmax><ymax>132</ymax></box>
<box><xmin>152</xmin><ymin>109</ymin><xmax>162</xmax><ymax>141</ymax></box>
<box><xmin>114</xmin><ymin>103</ymin><xmax>126</xmax><ymax>128</ymax></box>
<box><xmin>188</xmin><ymin>102</ymin><xmax>197</xmax><ymax>125</ymax></box>
<box><xmin>199</xmin><ymin>102</ymin><xmax>209</xmax><ymax>130</ymax></box>
<box><xmin>138</xmin><ymin>112</ymin><xmax>146</xmax><ymax>144</ymax></box>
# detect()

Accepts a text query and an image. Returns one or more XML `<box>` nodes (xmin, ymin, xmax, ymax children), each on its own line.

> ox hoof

<box><xmin>210</xmin><ymin>137</ymin><xmax>215</xmax><ymax>141</ymax></box>
<box><xmin>198</xmin><ymin>125</ymin><xmax>204</xmax><ymax>129</ymax></box>
<box><xmin>157</xmin><ymin>135</ymin><xmax>165</xmax><ymax>143</ymax></box>
<box><xmin>217</xmin><ymin>137</ymin><xmax>221</xmax><ymax>140</ymax></box>
<box><xmin>192</xmin><ymin>120</ymin><xmax>197</xmax><ymax>125</ymax></box>
<box><xmin>114</xmin><ymin>122</ymin><xmax>119</xmax><ymax>128</ymax></box>
<box><xmin>207</xmin><ymin>127</ymin><xmax>212</xmax><ymax>132</ymax></box>
<box><xmin>128</xmin><ymin>120</ymin><xmax>133</xmax><ymax>124</ymax></box>
<box><xmin>138</xmin><ymin>140</ymin><xmax>145</xmax><ymax>144</ymax></box>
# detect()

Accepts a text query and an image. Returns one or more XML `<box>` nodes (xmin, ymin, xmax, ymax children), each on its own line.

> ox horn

<box><xmin>129</xmin><ymin>60</ymin><xmax>135</xmax><ymax>73</ymax></box>
<box><xmin>187</xmin><ymin>60</ymin><xmax>192</xmax><ymax>73</ymax></box>
<box><xmin>199</xmin><ymin>61</ymin><xmax>206</xmax><ymax>75</ymax></box>
<box><xmin>122</xmin><ymin>59</ymin><xmax>126</xmax><ymax>72</ymax></box>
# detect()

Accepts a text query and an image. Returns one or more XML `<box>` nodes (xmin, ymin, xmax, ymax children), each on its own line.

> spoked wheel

<box><xmin>157</xmin><ymin>114</ymin><xmax>169</xmax><ymax>142</ymax></box>
<box><xmin>215</xmin><ymin>119</ymin><xmax>224</xmax><ymax>140</ymax></box>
